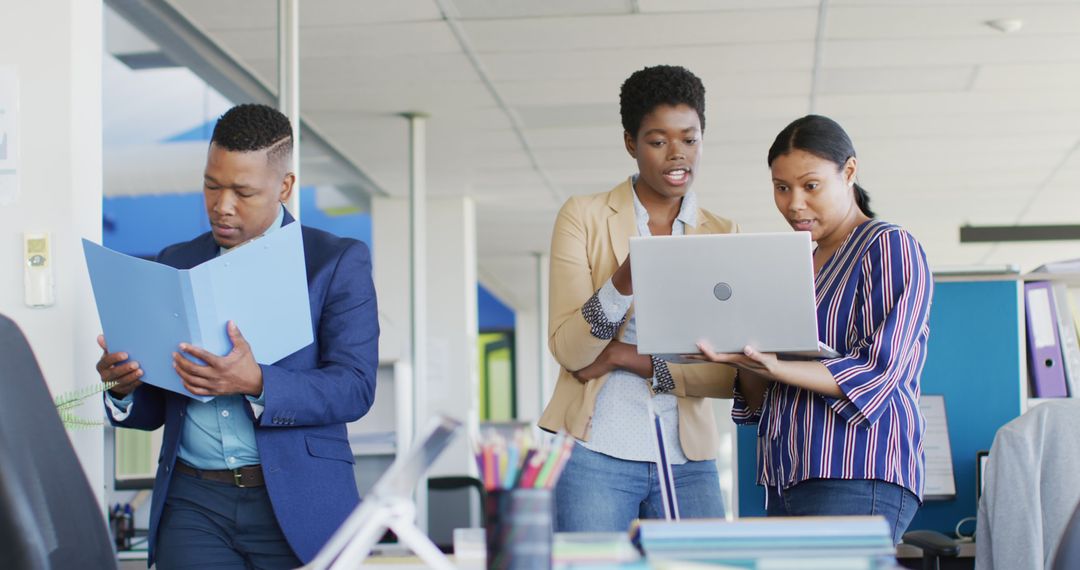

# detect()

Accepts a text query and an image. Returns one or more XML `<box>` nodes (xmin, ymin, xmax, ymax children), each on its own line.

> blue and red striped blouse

<box><xmin>733</xmin><ymin>219</ymin><xmax>934</xmax><ymax>500</ymax></box>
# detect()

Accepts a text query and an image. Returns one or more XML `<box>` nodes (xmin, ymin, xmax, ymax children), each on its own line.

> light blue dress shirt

<box><xmin>106</xmin><ymin>205</ymin><xmax>285</xmax><ymax>470</ymax></box>
<box><xmin>579</xmin><ymin>176</ymin><xmax>697</xmax><ymax>464</ymax></box>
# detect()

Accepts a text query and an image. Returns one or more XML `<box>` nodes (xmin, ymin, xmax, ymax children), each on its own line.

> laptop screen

<box><xmin>371</xmin><ymin>415</ymin><xmax>462</xmax><ymax>499</ymax></box>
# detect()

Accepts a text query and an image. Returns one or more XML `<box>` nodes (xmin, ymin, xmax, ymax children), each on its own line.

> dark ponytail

<box><xmin>852</xmin><ymin>182</ymin><xmax>875</xmax><ymax>219</ymax></box>
<box><xmin>767</xmin><ymin>115</ymin><xmax>875</xmax><ymax>218</ymax></box>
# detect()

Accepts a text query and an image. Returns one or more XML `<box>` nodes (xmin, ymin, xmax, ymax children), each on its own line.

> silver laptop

<box><xmin>630</xmin><ymin>232</ymin><xmax>837</xmax><ymax>359</ymax></box>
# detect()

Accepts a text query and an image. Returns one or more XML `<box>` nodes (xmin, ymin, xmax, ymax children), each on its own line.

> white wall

<box><xmin>0</xmin><ymin>0</ymin><xmax>105</xmax><ymax>501</ymax></box>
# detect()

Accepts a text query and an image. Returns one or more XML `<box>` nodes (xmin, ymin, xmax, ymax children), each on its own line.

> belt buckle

<box><xmin>233</xmin><ymin>469</ymin><xmax>246</xmax><ymax>488</ymax></box>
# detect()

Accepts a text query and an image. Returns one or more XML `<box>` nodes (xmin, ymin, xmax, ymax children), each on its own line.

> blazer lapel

<box><xmin>687</xmin><ymin>213</ymin><xmax>716</xmax><ymax>236</ymax></box>
<box><xmin>606</xmin><ymin>179</ymin><xmax>637</xmax><ymax>265</ymax></box>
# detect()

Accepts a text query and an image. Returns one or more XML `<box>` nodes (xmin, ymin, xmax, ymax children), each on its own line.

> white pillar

<box><xmin>513</xmin><ymin>252</ymin><xmax>554</xmax><ymax>422</ymax></box>
<box><xmin>278</xmin><ymin>0</ymin><xmax>300</xmax><ymax>218</ymax></box>
<box><xmin>403</xmin><ymin>113</ymin><xmax>427</xmax><ymax>454</ymax></box>
<box><xmin>0</xmin><ymin>0</ymin><xmax>104</xmax><ymax>501</ymax></box>
<box><xmin>371</xmin><ymin>195</ymin><xmax>479</xmax><ymax>532</ymax></box>
<box><xmin>424</xmin><ymin>196</ymin><xmax>479</xmax><ymax>479</ymax></box>
<box><xmin>514</xmin><ymin>308</ymin><xmax>542</xmax><ymax>421</ymax></box>
<box><xmin>535</xmin><ymin>252</ymin><xmax>554</xmax><ymax>407</ymax></box>
<box><xmin>371</xmin><ymin>196</ymin><xmax>412</xmax><ymax>440</ymax></box>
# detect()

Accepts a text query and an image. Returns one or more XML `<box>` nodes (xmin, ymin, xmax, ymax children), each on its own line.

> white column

<box><xmin>371</xmin><ymin>196</ymin><xmax>412</xmax><ymax>445</ymax></box>
<box><xmin>278</xmin><ymin>0</ymin><xmax>300</xmax><ymax>218</ymax></box>
<box><xmin>0</xmin><ymin>0</ymin><xmax>104</xmax><ymax>501</ymax></box>
<box><xmin>424</xmin><ymin>196</ymin><xmax>479</xmax><ymax>479</ymax></box>
<box><xmin>514</xmin><ymin>308</ymin><xmax>542</xmax><ymax>421</ymax></box>
<box><xmin>372</xmin><ymin>194</ymin><xmax>479</xmax><ymax>531</ymax></box>
<box><xmin>513</xmin><ymin>252</ymin><xmax>554</xmax><ymax>422</ymax></box>
<box><xmin>535</xmin><ymin>252</ymin><xmax>554</xmax><ymax>407</ymax></box>
<box><xmin>403</xmin><ymin>113</ymin><xmax>427</xmax><ymax>457</ymax></box>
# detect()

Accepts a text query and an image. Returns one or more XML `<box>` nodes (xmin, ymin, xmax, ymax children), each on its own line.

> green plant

<box><xmin>54</xmin><ymin>381</ymin><xmax>117</xmax><ymax>429</ymax></box>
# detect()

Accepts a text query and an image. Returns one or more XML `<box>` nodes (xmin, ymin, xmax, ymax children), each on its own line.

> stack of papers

<box><xmin>633</xmin><ymin>516</ymin><xmax>895</xmax><ymax>570</ymax></box>
<box><xmin>554</xmin><ymin>532</ymin><xmax>644</xmax><ymax>570</ymax></box>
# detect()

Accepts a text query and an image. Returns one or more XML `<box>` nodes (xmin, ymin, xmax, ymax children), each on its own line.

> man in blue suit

<box><xmin>96</xmin><ymin>104</ymin><xmax>378</xmax><ymax>569</ymax></box>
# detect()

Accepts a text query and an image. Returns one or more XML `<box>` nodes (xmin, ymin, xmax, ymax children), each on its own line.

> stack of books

<box><xmin>633</xmin><ymin>516</ymin><xmax>895</xmax><ymax>570</ymax></box>
<box><xmin>553</xmin><ymin>532</ymin><xmax>646</xmax><ymax>570</ymax></box>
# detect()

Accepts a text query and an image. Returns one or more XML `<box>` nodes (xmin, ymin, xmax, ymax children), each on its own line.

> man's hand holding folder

<box><xmin>171</xmin><ymin>320</ymin><xmax>263</xmax><ymax>398</ymax></box>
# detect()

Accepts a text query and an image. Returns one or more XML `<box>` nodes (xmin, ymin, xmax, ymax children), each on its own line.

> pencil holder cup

<box><xmin>484</xmin><ymin>488</ymin><xmax>553</xmax><ymax>570</ymax></box>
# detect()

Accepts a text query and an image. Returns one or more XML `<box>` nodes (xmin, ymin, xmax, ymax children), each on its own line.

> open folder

<box><xmin>83</xmin><ymin>223</ymin><xmax>313</xmax><ymax>401</ymax></box>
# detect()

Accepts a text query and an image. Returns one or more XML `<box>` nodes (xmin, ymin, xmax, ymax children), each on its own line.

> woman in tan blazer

<box><xmin>539</xmin><ymin>65</ymin><xmax>738</xmax><ymax>532</ymax></box>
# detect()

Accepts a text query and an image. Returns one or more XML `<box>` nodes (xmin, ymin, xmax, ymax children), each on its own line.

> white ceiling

<box><xmin>131</xmin><ymin>0</ymin><xmax>1080</xmax><ymax>310</ymax></box>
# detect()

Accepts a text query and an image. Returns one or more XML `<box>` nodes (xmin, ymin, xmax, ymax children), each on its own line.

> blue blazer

<box><xmin>106</xmin><ymin>213</ymin><xmax>379</xmax><ymax>564</ymax></box>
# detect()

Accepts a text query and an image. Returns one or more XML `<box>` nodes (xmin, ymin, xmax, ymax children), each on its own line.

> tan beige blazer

<box><xmin>538</xmin><ymin>178</ymin><xmax>739</xmax><ymax>461</ymax></box>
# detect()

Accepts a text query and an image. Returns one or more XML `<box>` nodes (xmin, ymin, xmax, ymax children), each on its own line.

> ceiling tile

<box><xmin>453</xmin><ymin>0</ymin><xmax>632</xmax><ymax>19</ymax></box>
<box><xmin>823</xmin><ymin>36</ymin><xmax>1080</xmax><ymax>69</ymax></box>
<box><xmin>638</xmin><ymin>0</ymin><xmax>818</xmax><ymax>11</ymax></box>
<box><xmin>973</xmin><ymin>62</ymin><xmax>1080</xmax><ymax>91</ymax></box>
<box><xmin>819</xmin><ymin>65</ymin><xmax>977</xmax><ymax>95</ymax></box>
<box><xmin>481</xmin><ymin>43</ymin><xmax>815</xmax><ymax>82</ymax></box>
<box><xmin>828</xmin><ymin>4</ymin><xmax>1080</xmax><ymax>40</ymax></box>
<box><xmin>462</xmin><ymin>10</ymin><xmax>817</xmax><ymax>53</ymax></box>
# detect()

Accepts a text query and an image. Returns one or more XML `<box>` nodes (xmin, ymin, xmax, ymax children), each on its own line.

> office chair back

<box><xmin>427</xmin><ymin>475</ymin><xmax>487</xmax><ymax>552</ymax></box>
<box><xmin>1053</xmin><ymin>499</ymin><xmax>1080</xmax><ymax>570</ymax></box>
<box><xmin>0</xmin><ymin>315</ymin><xmax>116</xmax><ymax>569</ymax></box>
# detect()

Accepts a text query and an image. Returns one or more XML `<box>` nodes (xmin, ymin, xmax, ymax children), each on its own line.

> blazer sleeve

<box><xmin>547</xmin><ymin>198</ymin><xmax>615</xmax><ymax>372</ymax></box>
<box><xmin>821</xmin><ymin>229</ymin><xmax>933</xmax><ymax>427</ymax></box>
<box><xmin>103</xmin><ymin>383</ymin><xmax>167</xmax><ymax>431</ymax></box>
<box><xmin>258</xmin><ymin>240</ymin><xmax>379</xmax><ymax>427</ymax></box>
<box><xmin>668</xmin><ymin>362</ymin><xmax>736</xmax><ymax>399</ymax></box>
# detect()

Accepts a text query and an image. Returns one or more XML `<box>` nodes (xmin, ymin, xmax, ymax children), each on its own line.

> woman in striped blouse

<box><xmin>695</xmin><ymin>115</ymin><xmax>933</xmax><ymax>544</ymax></box>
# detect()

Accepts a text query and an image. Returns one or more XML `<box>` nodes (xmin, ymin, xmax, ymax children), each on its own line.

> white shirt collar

<box><xmin>629</xmin><ymin>174</ymin><xmax>699</xmax><ymax>230</ymax></box>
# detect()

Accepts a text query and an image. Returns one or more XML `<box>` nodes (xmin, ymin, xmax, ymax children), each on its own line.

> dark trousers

<box><xmin>155</xmin><ymin>470</ymin><xmax>301</xmax><ymax>570</ymax></box>
<box><xmin>766</xmin><ymin>478</ymin><xmax>920</xmax><ymax>545</ymax></box>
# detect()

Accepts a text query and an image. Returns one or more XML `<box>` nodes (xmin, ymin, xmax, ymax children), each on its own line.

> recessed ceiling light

<box><xmin>985</xmin><ymin>18</ymin><xmax>1023</xmax><ymax>33</ymax></box>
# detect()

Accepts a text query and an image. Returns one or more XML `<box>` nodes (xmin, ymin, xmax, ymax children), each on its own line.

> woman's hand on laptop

<box><xmin>690</xmin><ymin>342</ymin><xmax>779</xmax><ymax>377</ymax></box>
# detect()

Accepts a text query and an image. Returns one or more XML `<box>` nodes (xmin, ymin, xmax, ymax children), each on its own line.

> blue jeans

<box><xmin>766</xmin><ymin>478</ymin><xmax>920</xmax><ymax>544</ymax></box>
<box><xmin>555</xmin><ymin>443</ymin><xmax>725</xmax><ymax>532</ymax></box>
<box><xmin>155</xmin><ymin>470</ymin><xmax>301</xmax><ymax>570</ymax></box>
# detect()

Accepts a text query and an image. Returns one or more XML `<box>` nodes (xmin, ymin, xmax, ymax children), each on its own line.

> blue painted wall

<box><xmin>103</xmin><ymin>189</ymin><xmax>513</xmax><ymax>331</ymax></box>
<box><xmin>103</xmin><ymin>188</ymin><xmax>371</xmax><ymax>257</ymax></box>
<box><xmin>739</xmin><ymin>279</ymin><xmax>1024</xmax><ymax>537</ymax></box>
<box><xmin>479</xmin><ymin>285</ymin><xmax>515</xmax><ymax>330</ymax></box>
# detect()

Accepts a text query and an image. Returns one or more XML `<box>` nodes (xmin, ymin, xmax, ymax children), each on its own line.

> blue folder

<box><xmin>83</xmin><ymin>223</ymin><xmax>313</xmax><ymax>401</ymax></box>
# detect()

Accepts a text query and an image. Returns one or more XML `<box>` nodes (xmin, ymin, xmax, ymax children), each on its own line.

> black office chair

<box><xmin>427</xmin><ymin>475</ymin><xmax>487</xmax><ymax>552</ymax></box>
<box><xmin>901</xmin><ymin>530</ymin><xmax>961</xmax><ymax>570</ymax></box>
<box><xmin>1052</xmin><ymin>499</ymin><xmax>1080</xmax><ymax>570</ymax></box>
<box><xmin>0</xmin><ymin>314</ymin><xmax>116</xmax><ymax>569</ymax></box>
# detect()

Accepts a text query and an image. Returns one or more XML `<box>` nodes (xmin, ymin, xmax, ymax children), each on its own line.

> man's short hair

<box><xmin>210</xmin><ymin>103</ymin><xmax>293</xmax><ymax>169</ymax></box>
<box><xmin>620</xmin><ymin>65</ymin><xmax>706</xmax><ymax>138</ymax></box>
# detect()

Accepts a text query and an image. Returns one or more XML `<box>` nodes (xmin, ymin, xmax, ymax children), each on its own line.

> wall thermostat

<box><xmin>23</xmin><ymin>232</ymin><xmax>54</xmax><ymax>308</ymax></box>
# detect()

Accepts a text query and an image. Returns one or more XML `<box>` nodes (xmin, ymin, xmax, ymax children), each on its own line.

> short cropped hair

<box><xmin>210</xmin><ymin>103</ymin><xmax>293</xmax><ymax>169</ymax></box>
<box><xmin>619</xmin><ymin>65</ymin><xmax>706</xmax><ymax>137</ymax></box>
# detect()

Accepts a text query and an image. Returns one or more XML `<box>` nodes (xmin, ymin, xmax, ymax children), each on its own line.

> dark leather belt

<box><xmin>175</xmin><ymin>462</ymin><xmax>265</xmax><ymax>488</ymax></box>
